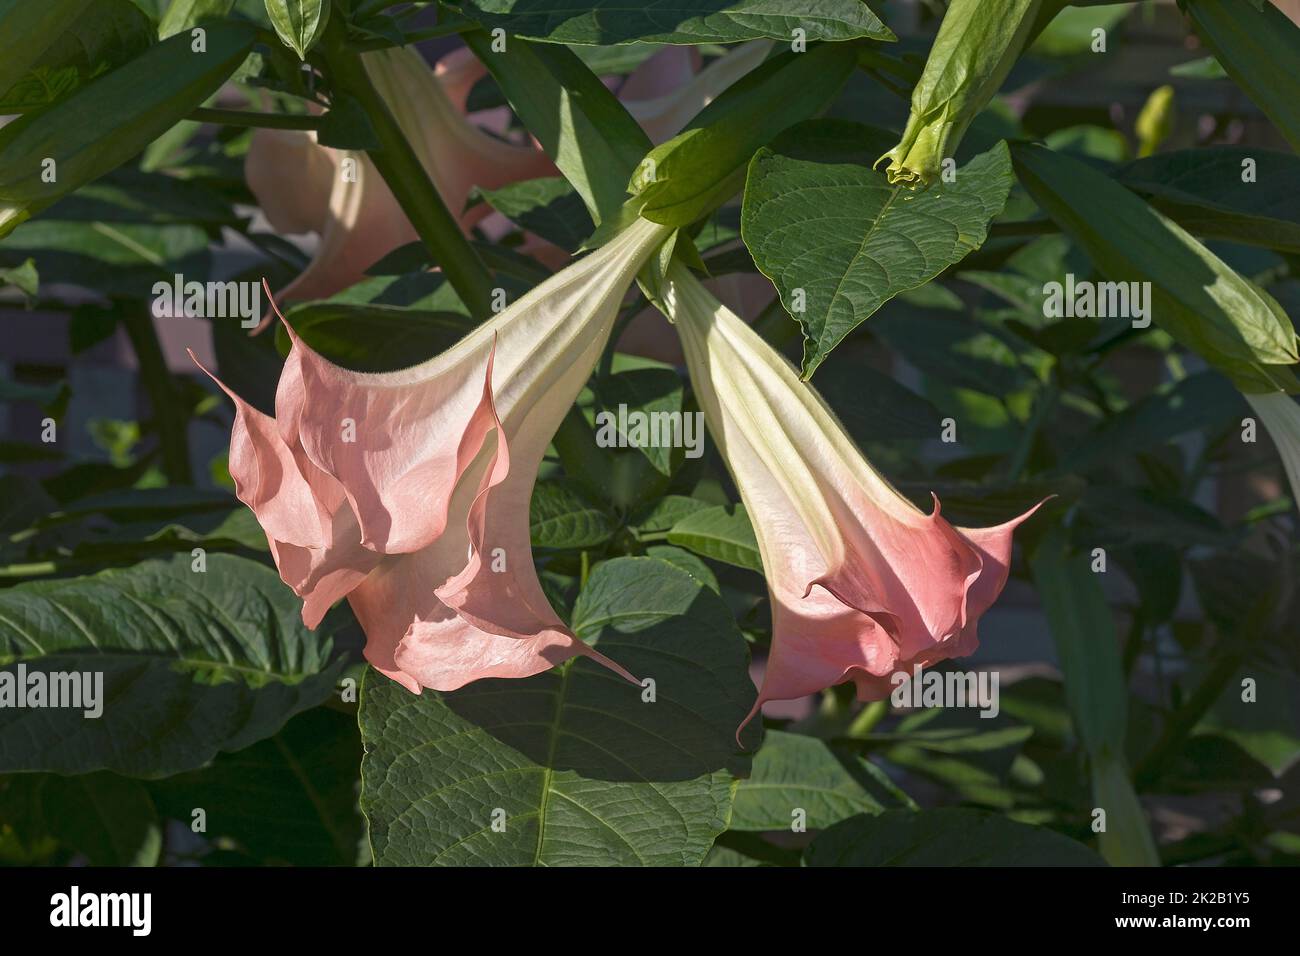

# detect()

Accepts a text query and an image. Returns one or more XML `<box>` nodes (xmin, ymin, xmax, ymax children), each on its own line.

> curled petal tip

<box><xmin>252</xmin><ymin>277</ymin><xmax>291</xmax><ymax>338</ymax></box>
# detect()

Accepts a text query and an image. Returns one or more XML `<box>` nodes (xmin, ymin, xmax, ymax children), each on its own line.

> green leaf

<box><xmin>874</xmin><ymin>707</ymin><xmax>1032</xmax><ymax>808</ymax></box>
<box><xmin>631</xmin><ymin>45</ymin><xmax>857</xmax><ymax>232</ymax></box>
<box><xmin>264</xmin><ymin>0</ymin><xmax>330</xmax><ymax>59</ymax></box>
<box><xmin>0</xmin><ymin>220</ymin><xmax>210</xmax><ymax>296</ymax></box>
<box><xmin>805</xmin><ymin>809</ymin><xmax>1106</xmax><ymax>866</ymax></box>
<box><xmin>459</xmin><ymin>0</ymin><xmax>894</xmax><ymax>44</ymax></box>
<box><xmin>744</xmin><ymin>120</ymin><xmax>1014</xmax><ymax>377</ymax></box>
<box><xmin>0</xmin><ymin>257</ymin><xmax>38</xmax><ymax>297</ymax></box>
<box><xmin>870</xmin><ymin>309</ymin><xmax>1032</xmax><ymax>398</ymax></box>
<box><xmin>276</xmin><ymin>302</ymin><xmax>474</xmax><ymax>372</ymax></box>
<box><xmin>476</xmin><ymin>176</ymin><xmax>593</xmax><ymax>253</ymax></box>
<box><xmin>667</xmin><ymin>503</ymin><xmax>762</xmax><ymax>571</ymax></box>
<box><xmin>151</xmin><ymin>706</ymin><xmax>365</xmax><ymax>865</ymax></box>
<box><xmin>159</xmin><ymin>0</ymin><xmax>238</xmax><ymax>39</ymax></box>
<box><xmin>0</xmin><ymin>0</ymin><xmax>96</xmax><ymax>103</ymax></box>
<box><xmin>463</xmin><ymin>31</ymin><xmax>650</xmax><ymax>226</ymax></box>
<box><xmin>813</xmin><ymin>353</ymin><xmax>942</xmax><ymax>441</ymax></box>
<box><xmin>0</xmin><ymin>20</ymin><xmax>257</xmax><ymax>235</ymax></box>
<box><xmin>1118</xmin><ymin>147</ymin><xmax>1300</xmax><ymax>255</ymax></box>
<box><xmin>1185</xmin><ymin>0</ymin><xmax>1300</xmax><ymax>152</ymax></box>
<box><xmin>1010</xmin><ymin>142</ymin><xmax>1300</xmax><ymax>393</ymax></box>
<box><xmin>0</xmin><ymin>554</ymin><xmax>346</xmax><ymax>777</ymax></box>
<box><xmin>315</xmin><ymin>92</ymin><xmax>380</xmax><ymax>150</ymax></box>
<box><xmin>0</xmin><ymin>0</ymin><xmax>155</xmax><ymax>113</ymax></box>
<box><xmin>1061</xmin><ymin>371</ymin><xmax>1246</xmax><ymax>473</ymax></box>
<box><xmin>1196</xmin><ymin>664</ymin><xmax>1300</xmax><ymax>777</ymax></box>
<box><xmin>529</xmin><ymin>480</ymin><xmax>615</xmax><ymax>549</ymax></box>
<box><xmin>730</xmin><ymin>730</ymin><xmax>884</xmax><ymax>831</ymax></box>
<box><xmin>596</xmin><ymin>366</ymin><xmax>684</xmax><ymax>476</ymax></box>
<box><xmin>643</xmin><ymin>545</ymin><xmax>719</xmax><ymax>593</ymax></box>
<box><xmin>16</xmin><ymin>772</ymin><xmax>162</xmax><ymax>866</ymax></box>
<box><xmin>359</xmin><ymin>557</ymin><xmax>757</xmax><ymax>866</ymax></box>
<box><xmin>1030</xmin><ymin>527</ymin><xmax>1158</xmax><ymax>867</ymax></box>
<box><xmin>1029</xmin><ymin>528</ymin><xmax>1128</xmax><ymax>757</ymax></box>
<box><xmin>629</xmin><ymin>494</ymin><xmax>711</xmax><ymax>534</ymax></box>
<box><xmin>1090</xmin><ymin>753</ymin><xmax>1159</xmax><ymax>867</ymax></box>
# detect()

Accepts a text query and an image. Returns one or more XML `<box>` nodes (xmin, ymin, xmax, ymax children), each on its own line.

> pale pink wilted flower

<box><xmin>663</xmin><ymin>263</ymin><xmax>1042</xmax><ymax>731</ymax></box>
<box><xmin>245</xmin><ymin>42</ymin><xmax>771</xmax><ymax>303</ymax></box>
<box><xmin>194</xmin><ymin>216</ymin><xmax>672</xmax><ymax>692</ymax></box>
<box><xmin>245</xmin><ymin>45</ymin><xmax>555</xmax><ymax>303</ymax></box>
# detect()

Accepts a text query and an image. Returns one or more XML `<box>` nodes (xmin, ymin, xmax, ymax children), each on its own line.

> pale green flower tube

<box><xmin>876</xmin><ymin>0</ymin><xmax>1049</xmax><ymax>188</ymax></box>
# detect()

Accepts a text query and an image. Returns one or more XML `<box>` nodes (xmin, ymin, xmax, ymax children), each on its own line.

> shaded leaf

<box><xmin>805</xmin><ymin>808</ymin><xmax>1105</xmax><ymax>866</ymax></box>
<box><xmin>359</xmin><ymin>557</ymin><xmax>757</xmax><ymax>865</ymax></box>
<box><xmin>0</xmin><ymin>554</ymin><xmax>346</xmax><ymax>776</ymax></box>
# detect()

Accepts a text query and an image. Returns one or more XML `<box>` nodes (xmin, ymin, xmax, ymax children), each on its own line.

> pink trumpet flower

<box><xmin>663</xmin><ymin>263</ymin><xmax>1043</xmax><ymax>732</ymax></box>
<box><xmin>194</xmin><ymin>216</ymin><xmax>672</xmax><ymax>693</ymax></box>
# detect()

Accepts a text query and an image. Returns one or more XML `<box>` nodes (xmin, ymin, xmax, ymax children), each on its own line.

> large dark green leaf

<box><xmin>0</xmin><ymin>554</ymin><xmax>345</xmax><ymax>777</ymax></box>
<box><xmin>359</xmin><ymin>557</ymin><xmax>757</xmax><ymax>866</ymax></box>
<box><xmin>4</xmin><ymin>772</ymin><xmax>163</xmax><ymax>866</ymax></box>
<box><xmin>805</xmin><ymin>809</ymin><xmax>1106</xmax><ymax>866</ymax></box>
<box><xmin>744</xmin><ymin>121</ymin><xmax>1013</xmax><ymax>377</ymax></box>
<box><xmin>151</xmin><ymin>706</ymin><xmax>365</xmax><ymax>865</ymax></box>
<box><xmin>459</xmin><ymin>0</ymin><xmax>893</xmax><ymax>45</ymax></box>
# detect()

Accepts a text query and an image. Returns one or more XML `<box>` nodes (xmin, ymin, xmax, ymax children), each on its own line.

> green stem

<box><xmin>1133</xmin><ymin>647</ymin><xmax>1244</xmax><ymax>790</ymax></box>
<box><xmin>319</xmin><ymin>19</ymin><xmax>495</xmax><ymax>319</ymax></box>
<box><xmin>190</xmin><ymin>107</ymin><xmax>324</xmax><ymax>131</ymax></box>
<box><xmin>120</xmin><ymin>305</ymin><xmax>192</xmax><ymax>484</ymax></box>
<box><xmin>848</xmin><ymin>699</ymin><xmax>888</xmax><ymax>737</ymax></box>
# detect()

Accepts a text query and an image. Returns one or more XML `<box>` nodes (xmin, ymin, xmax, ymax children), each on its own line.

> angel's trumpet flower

<box><xmin>876</xmin><ymin>0</ymin><xmax>1052</xmax><ymax>188</ymax></box>
<box><xmin>194</xmin><ymin>216</ymin><xmax>671</xmax><ymax>693</ymax></box>
<box><xmin>245</xmin><ymin>44</ymin><xmax>554</xmax><ymax>301</ymax></box>
<box><xmin>663</xmin><ymin>263</ymin><xmax>1042</xmax><ymax>730</ymax></box>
